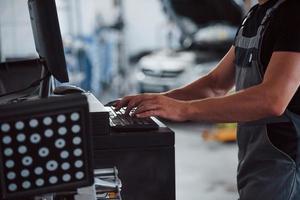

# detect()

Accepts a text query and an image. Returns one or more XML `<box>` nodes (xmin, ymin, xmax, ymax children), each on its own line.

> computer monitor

<box><xmin>28</xmin><ymin>0</ymin><xmax>69</xmax><ymax>98</ymax></box>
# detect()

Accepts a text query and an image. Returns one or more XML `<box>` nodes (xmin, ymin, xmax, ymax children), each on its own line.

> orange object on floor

<box><xmin>202</xmin><ymin>124</ymin><xmax>237</xmax><ymax>143</ymax></box>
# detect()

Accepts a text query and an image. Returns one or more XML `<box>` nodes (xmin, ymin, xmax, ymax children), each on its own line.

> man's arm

<box><xmin>133</xmin><ymin>52</ymin><xmax>300</xmax><ymax>123</ymax></box>
<box><xmin>182</xmin><ymin>51</ymin><xmax>300</xmax><ymax>122</ymax></box>
<box><xmin>163</xmin><ymin>46</ymin><xmax>236</xmax><ymax>100</ymax></box>
<box><xmin>116</xmin><ymin>47</ymin><xmax>236</xmax><ymax>114</ymax></box>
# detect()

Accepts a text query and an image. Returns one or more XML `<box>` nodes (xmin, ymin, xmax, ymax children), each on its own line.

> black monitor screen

<box><xmin>28</xmin><ymin>0</ymin><xmax>69</xmax><ymax>83</ymax></box>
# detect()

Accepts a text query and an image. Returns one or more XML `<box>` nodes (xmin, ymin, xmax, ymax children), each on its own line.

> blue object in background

<box><xmin>63</xmin><ymin>27</ymin><xmax>121</xmax><ymax>97</ymax></box>
<box><xmin>63</xmin><ymin>36</ymin><xmax>93</xmax><ymax>92</ymax></box>
<box><xmin>77</xmin><ymin>47</ymin><xmax>92</xmax><ymax>90</ymax></box>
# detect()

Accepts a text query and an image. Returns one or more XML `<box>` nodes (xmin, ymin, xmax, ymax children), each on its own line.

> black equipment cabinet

<box><xmin>0</xmin><ymin>59</ymin><xmax>43</xmax><ymax>95</ymax></box>
<box><xmin>92</xmin><ymin>127</ymin><xmax>175</xmax><ymax>200</ymax></box>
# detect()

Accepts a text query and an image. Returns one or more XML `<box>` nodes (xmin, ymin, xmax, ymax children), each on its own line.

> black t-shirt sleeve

<box><xmin>273</xmin><ymin>1</ymin><xmax>300</xmax><ymax>52</ymax></box>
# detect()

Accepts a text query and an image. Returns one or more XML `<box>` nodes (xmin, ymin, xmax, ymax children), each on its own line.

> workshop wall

<box><xmin>0</xmin><ymin>0</ymin><xmax>167</xmax><ymax>60</ymax></box>
<box><xmin>0</xmin><ymin>0</ymin><xmax>36</xmax><ymax>59</ymax></box>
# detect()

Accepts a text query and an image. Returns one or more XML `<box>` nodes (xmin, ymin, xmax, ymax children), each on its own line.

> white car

<box><xmin>136</xmin><ymin>50</ymin><xmax>218</xmax><ymax>93</ymax></box>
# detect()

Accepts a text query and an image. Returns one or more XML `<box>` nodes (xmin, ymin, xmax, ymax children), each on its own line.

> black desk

<box><xmin>92</xmin><ymin>127</ymin><xmax>175</xmax><ymax>200</ymax></box>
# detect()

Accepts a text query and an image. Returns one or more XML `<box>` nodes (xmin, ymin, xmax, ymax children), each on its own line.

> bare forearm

<box><xmin>163</xmin><ymin>47</ymin><xmax>236</xmax><ymax>101</ymax></box>
<box><xmin>162</xmin><ymin>75</ymin><xmax>224</xmax><ymax>100</ymax></box>
<box><xmin>125</xmin><ymin>52</ymin><xmax>300</xmax><ymax>123</ymax></box>
<box><xmin>185</xmin><ymin>84</ymin><xmax>282</xmax><ymax>123</ymax></box>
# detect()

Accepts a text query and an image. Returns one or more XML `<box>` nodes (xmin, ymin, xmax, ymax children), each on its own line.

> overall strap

<box><xmin>241</xmin><ymin>8</ymin><xmax>254</xmax><ymax>26</ymax></box>
<box><xmin>235</xmin><ymin>7</ymin><xmax>255</xmax><ymax>42</ymax></box>
<box><xmin>235</xmin><ymin>0</ymin><xmax>287</xmax><ymax>49</ymax></box>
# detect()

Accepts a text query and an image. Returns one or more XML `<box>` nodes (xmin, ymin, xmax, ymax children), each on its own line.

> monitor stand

<box><xmin>38</xmin><ymin>60</ymin><xmax>51</xmax><ymax>98</ymax></box>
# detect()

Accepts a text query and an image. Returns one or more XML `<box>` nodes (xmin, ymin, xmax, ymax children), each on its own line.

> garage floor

<box><xmin>165</xmin><ymin>121</ymin><xmax>239</xmax><ymax>200</ymax></box>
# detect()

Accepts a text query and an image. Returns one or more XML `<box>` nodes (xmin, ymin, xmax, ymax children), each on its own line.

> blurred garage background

<box><xmin>0</xmin><ymin>0</ymin><xmax>256</xmax><ymax>199</ymax></box>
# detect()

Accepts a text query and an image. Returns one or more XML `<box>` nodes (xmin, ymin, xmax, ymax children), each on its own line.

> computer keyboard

<box><xmin>107</xmin><ymin>106</ymin><xmax>159</xmax><ymax>132</ymax></box>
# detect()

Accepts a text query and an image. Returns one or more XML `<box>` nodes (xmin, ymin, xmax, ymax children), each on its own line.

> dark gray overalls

<box><xmin>234</xmin><ymin>0</ymin><xmax>300</xmax><ymax>199</ymax></box>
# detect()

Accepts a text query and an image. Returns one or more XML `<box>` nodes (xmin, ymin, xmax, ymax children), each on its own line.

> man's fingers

<box><xmin>115</xmin><ymin>96</ymin><xmax>133</xmax><ymax>110</ymax></box>
<box><xmin>133</xmin><ymin>102</ymin><xmax>159</xmax><ymax>115</ymax></box>
<box><xmin>136</xmin><ymin>110</ymin><xmax>163</xmax><ymax>118</ymax></box>
<box><xmin>113</xmin><ymin>100</ymin><xmax>121</xmax><ymax>107</ymax></box>
<box><xmin>124</xmin><ymin>95</ymin><xmax>158</xmax><ymax>114</ymax></box>
<box><xmin>125</xmin><ymin>100</ymin><xmax>141</xmax><ymax>115</ymax></box>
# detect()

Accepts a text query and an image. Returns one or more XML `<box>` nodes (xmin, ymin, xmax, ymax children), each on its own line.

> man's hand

<box><xmin>115</xmin><ymin>93</ymin><xmax>189</xmax><ymax>122</ymax></box>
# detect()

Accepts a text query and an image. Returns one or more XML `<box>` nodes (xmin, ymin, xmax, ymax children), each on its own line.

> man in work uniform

<box><xmin>116</xmin><ymin>0</ymin><xmax>300</xmax><ymax>199</ymax></box>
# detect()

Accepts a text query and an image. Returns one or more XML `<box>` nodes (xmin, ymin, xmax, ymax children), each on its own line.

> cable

<box><xmin>0</xmin><ymin>72</ymin><xmax>51</xmax><ymax>98</ymax></box>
